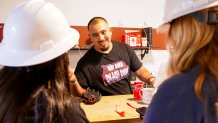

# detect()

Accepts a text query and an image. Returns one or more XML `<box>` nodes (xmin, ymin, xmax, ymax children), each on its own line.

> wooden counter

<box><xmin>81</xmin><ymin>94</ymin><xmax>148</xmax><ymax>123</ymax></box>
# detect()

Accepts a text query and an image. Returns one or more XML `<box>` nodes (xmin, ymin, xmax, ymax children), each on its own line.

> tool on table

<box><xmin>114</xmin><ymin>105</ymin><xmax>125</xmax><ymax>117</ymax></box>
<box><xmin>126</xmin><ymin>102</ymin><xmax>147</xmax><ymax>120</ymax></box>
<box><xmin>126</xmin><ymin>102</ymin><xmax>137</xmax><ymax>109</ymax></box>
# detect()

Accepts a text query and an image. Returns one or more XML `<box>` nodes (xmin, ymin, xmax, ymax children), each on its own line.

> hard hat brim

<box><xmin>0</xmin><ymin>28</ymin><xmax>79</xmax><ymax>67</ymax></box>
<box><xmin>158</xmin><ymin>0</ymin><xmax>218</xmax><ymax>32</ymax></box>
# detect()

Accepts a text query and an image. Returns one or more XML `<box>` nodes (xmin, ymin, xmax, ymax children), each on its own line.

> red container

<box><xmin>133</xmin><ymin>81</ymin><xmax>143</xmax><ymax>100</ymax></box>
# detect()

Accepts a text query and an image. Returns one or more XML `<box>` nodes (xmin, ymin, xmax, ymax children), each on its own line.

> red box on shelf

<box><xmin>122</xmin><ymin>32</ymin><xmax>142</xmax><ymax>47</ymax></box>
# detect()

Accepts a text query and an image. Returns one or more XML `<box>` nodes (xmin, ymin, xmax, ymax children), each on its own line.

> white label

<box><xmin>142</xmin><ymin>38</ymin><xmax>147</xmax><ymax>47</ymax></box>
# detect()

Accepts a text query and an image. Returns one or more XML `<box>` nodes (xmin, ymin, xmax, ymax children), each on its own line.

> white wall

<box><xmin>0</xmin><ymin>0</ymin><xmax>165</xmax><ymax>28</ymax></box>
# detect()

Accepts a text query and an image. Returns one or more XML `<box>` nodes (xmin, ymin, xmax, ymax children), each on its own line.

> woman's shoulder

<box><xmin>158</xmin><ymin>66</ymin><xmax>201</xmax><ymax>92</ymax></box>
<box><xmin>158</xmin><ymin>72</ymin><xmax>195</xmax><ymax>94</ymax></box>
<box><xmin>144</xmin><ymin>67</ymin><xmax>206</xmax><ymax>123</ymax></box>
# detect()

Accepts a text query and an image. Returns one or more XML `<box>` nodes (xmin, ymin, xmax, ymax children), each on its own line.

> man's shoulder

<box><xmin>112</xmin><ymin>41</ymin><xmax>131</xmax><ymax>49</ymax></box>
<box><xmin>77</xmin><ymin>47</ymin><xmax>95</xmax><ymax>64</ymax></box>
<box><xmin>112</xmin><ymin>41</ymin><xmax>126</xmax><ymax>45</ymax></box>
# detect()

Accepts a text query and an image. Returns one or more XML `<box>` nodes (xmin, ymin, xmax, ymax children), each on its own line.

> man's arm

<box><xmin>68</xmin><ymin>67</ymin><xmax>86</xmax><ymax>96</ymax></box>
<box><xmin>68</xmin><ymin>67</ymin><xmax>102</xmax><ymax>104</ymax></box>
<box><xmin>134</xmin><ymin>66</ymin><xmax>156</xmax><ymax>86</ymax></box>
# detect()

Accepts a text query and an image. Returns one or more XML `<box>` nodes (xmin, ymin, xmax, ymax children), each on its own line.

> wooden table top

<box><xmin>81</xmin><ymin>94</ymin><xmax>148</xmax><ymax>123</ymax></box>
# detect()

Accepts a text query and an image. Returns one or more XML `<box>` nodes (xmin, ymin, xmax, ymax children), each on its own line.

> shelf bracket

<box><xmin>141</xmin><ymin>48</ymin><xmax>149</xmax><ymax>60</ymax></box>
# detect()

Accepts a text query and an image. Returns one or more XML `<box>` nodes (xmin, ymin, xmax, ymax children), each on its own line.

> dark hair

<box><xmin>87</xmin><ymin>17</ymin><xmax>108</xmax><ymax>30</ymax></box>
<box><xmin>0</xmin><ymin>53</ymin><xmax>74</xmax><ymax>122</ymax></box>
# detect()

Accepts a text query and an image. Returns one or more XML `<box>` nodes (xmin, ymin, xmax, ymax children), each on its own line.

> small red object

<box><xmin>114</xmin><ymin>105</ymin><xmax>125</xmax><ymax>117</ymax></box>
<box><xmin>114</xmin><ymin>110</ymin><xmax>125</xmax><ymax>117</ymax></box>
<box><xmin>126</xmin><ymin>102</ymin><xmax>137</xmax><ymax>109</ymax></box>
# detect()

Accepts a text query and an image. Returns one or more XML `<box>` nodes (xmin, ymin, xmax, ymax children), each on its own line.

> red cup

<box><xmin>133</xmin><ymin>81</ymin><xmax>143</xmax><ymax>100</ymax></box>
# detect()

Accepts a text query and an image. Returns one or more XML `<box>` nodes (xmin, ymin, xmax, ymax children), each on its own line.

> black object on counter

<box><xmin>136</xmin><ymin>106</ymin><xmax>147</xmax><ymax>120</ymax></box>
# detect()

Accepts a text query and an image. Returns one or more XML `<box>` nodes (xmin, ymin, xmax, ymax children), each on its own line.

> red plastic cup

<box><xmin>133</xmin><ymin>81</ymin><xmax>143</xmax><ymax>100</ymax></box>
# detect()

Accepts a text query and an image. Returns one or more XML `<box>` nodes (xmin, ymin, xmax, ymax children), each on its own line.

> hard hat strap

<box><xmin>189</xmin><ymin>11</ymin><xmax>218</xmax><ymax>24</ymax></box>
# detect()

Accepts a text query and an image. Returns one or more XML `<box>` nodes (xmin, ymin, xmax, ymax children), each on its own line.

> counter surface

<box><xmin>81</xmin><ymin>94</ymin><xmax>148</xmax><ymax>123</ymax></box>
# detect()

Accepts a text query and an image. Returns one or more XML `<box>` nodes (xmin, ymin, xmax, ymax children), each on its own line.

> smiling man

<box><xmin>73</xmin><ymin>17</ymin><xmax>155</xmax><ymax>96</ymax></box>
<box><xmin>88</xmin><ymin>17</ymin><xmax>112</xmax><ymax>53</ymax></box>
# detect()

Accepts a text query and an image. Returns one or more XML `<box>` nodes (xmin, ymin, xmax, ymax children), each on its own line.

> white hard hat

<box><xmin>0</xmin><ymin>0</ymin><xmax>79</xmax><ymax>67</ymax></box>
<box><xmin>161</xmin><ymin>0</ymin><xmax>218</xmax><ymax>25</ymax></box>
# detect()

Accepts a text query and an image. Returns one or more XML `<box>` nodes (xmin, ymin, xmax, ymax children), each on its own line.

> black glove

<box><xmin>81</xmin><ymin>88</ymin><xmax>102</xmax><ymax>105</ymax></box>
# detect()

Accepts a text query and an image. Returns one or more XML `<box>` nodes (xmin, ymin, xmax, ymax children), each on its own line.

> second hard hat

<box><xmin>162</xmin><ymin>0</ymin><xmax>218</xmax><ymax>25</ymax></box>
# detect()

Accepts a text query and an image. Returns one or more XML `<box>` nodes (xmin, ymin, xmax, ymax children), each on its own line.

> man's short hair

<box><xmin>87</xmin><ymin>17</ymin><xmax>108</xmax><ymax>30</ymax></box>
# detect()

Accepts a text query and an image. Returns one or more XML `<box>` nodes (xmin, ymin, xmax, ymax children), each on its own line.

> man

<box><xmin>73</xmin><ymin>17</ymin><xmax>155</xmax><ymax>96</ymax></box>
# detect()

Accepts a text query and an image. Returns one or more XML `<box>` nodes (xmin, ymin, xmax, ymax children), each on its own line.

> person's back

<box><xmin>144</xmin><ymin>66</ymin><xmax>217</xmax><ymax>123</ymax></box>
<box><xmin>143</xmin><ymin>0</ymin><xmax>218</xmax><ymax>122</ymax></box>
<box><xmin>0</xmin><ymin>55</ymin><xmax>88</xmax><ymax>123</ymax></box>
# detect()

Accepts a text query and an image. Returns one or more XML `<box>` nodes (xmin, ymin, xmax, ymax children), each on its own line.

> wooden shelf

<box><xmin>71</xmin><ymin>46</ymin><xmax>149</xmax><ymax>50</ymax></box>
<box><xmin>70</xmin><ymin>46</ymin><xmax>155</xmax><ymax>60</ymax></box>
<box><xmin>132</xmin><ymin>46</ymin><xmax>149</xmax><ymax>60</ymax></box>
<box><xmin>71</xmin><ymin>47</ymin><xmax>90</xmax><ymax>50</ymax></box>
<box><xmin>71</xmin><ymin>45</ymin><xmax>92</xmax><ymax>50</ymax></box>
<box><xmin>132</xmin><ymin>46</ymin><xmax>149</xmax><ymax>50</ymax></box>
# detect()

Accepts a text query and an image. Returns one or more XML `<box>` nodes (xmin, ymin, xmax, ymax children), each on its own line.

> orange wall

<box><xmin>0</xmin><ymin>23</ymin><xmax>166</xmax><ymax>49</ymax></box>
<box><xmin>72</xmin><ymin>26</ymin><xmax>167</xmax><ymax>49</ymax></box>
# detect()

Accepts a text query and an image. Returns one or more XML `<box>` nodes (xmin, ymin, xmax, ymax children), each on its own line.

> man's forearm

<box><xmin>69</xmin><ymin>80</ymin><xmax>86</xmax><ymax>97</ymax></box>
<box><xmin>68</xmin><ymin>67</ymin><xmax>86</xmax><ymax>96</ymax></box>
<box><xmin>135</xmin><ymin>66</ymin><xmax>156</xmax><ymax>85</ymax></box>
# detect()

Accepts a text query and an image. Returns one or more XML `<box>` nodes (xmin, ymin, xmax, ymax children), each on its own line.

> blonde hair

<box><xmin>167</xmin><ymin>11</ymin><xmax>218</xmax><ymax>100</ymax></box>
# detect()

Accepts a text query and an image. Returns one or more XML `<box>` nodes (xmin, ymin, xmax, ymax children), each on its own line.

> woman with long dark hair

<box><xmin>0</xmin><ymin>0</ymin><xmax>89</xmax><ymax>122</ymax></box>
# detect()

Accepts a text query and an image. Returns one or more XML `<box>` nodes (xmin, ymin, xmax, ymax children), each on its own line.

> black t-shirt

<box><xmin>75</xmin><ymin>41</ymin><xmax>142</xmax><ymax>95</ymax></box>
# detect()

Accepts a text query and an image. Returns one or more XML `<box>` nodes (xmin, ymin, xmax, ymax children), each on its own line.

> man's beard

<box><xmin>100</xmin><ymin>46</ymin><xmax>109</xmax><ymax>52</ymax></box>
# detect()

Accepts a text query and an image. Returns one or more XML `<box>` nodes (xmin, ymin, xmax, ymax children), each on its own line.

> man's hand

<box><xmin>68</xmin><ymin>67</ymin><xmax>77</xmax><ymax>84</ymax></box>
<box><xmin>148</xmin><ymin>76</ymin><xmax>156</xmax><ymax>87</ymax></box>
<box><xmin>68</xmin><ymin>67</ymin><xmax>86</xmax><ymax>96</ymax></box>
<box><xmin>81</xmin><ymin>88</ymin><xmax>102</xmax><ymax>105</ymax></box>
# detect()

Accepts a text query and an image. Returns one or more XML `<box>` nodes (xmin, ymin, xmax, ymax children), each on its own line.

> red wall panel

<box><xmin>72</xmin><ymin>26</ymin><xmax>167</xmax><ymax>50</ymax></box>
<box><xmin>0</xmin><ymin>23</ymin><xmax>3</xmax><ymax>42</ymax></box>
